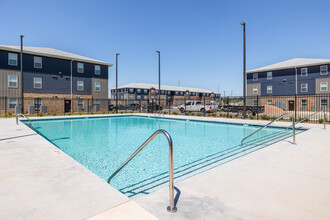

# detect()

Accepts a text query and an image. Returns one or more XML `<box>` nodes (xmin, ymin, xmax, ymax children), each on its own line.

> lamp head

<box><xmin>116</xmin><ymin>53</ymin><xmax>120</xmax><ymax>56</ymax></box>
<box><xmin>156</xmin><ymin>51</ymin><xmax>160</xmax><ymax>53</ymax></box>
<box><xmin>240</xmin><ymin>22</ymin><xmax>245</xmax><ymax>25</ymax></box>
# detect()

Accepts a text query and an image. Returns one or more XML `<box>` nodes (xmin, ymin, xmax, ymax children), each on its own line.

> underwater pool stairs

<box><xmin>119</xmin><ymin>128</ymin><xmax>297</xmax><ymax>198</ymax></box>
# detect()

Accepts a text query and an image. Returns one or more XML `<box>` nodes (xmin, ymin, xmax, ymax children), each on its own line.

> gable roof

<box><xmin>113</xmin><ymin>83</ymin><xmax>217</xmax><ymax>94</ymax></box>
<box><xmin>0</xmin><ymin>45</ymin><xmax>112</xmax><ymax>66</ymax></box>
<box><xmin>247</xmin><ymin>58</ymin><xmax>330</xmax><ymax>74</ymax></box>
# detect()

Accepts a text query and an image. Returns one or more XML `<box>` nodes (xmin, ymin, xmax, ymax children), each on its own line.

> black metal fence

<box><xmin>1</xmin><ymin>94</ymin><xmax>329</xmax><ymax>123</ymax></box>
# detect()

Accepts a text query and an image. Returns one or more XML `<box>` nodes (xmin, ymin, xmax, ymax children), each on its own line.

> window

<box><xmin>267</xmin><ymin>100</ymin><xmax>272</xmax><ymax>105</ymax></box>
<box><xmin>129</xmin><ymin>95</ymin><xmax>134</xmax><ymax>99</ymax></box>
<box><xmin>34</xmin><ymin>98</ymin><xmax>42</xmax><ymax>109</ymax></box>
<box><xmin>137</xmin><ymin>89</ymin><xmax>141</xmax><ymax>93</ymax></box>
<box><xmin>34</xmin><ymin>57</ymin><xmax>42</xmax><ymax>69</ymax></box>
<box><xmin>78</xmin><ymin>99</ymin><xmax>84</xmax><ymax>107</ymax></box>
<box><xmin>301</xmin><ymin>100</ymin><xmax>307</xmax><ymax>111</ymax></box>
<box><xmin>144</xmin><ymin>96</ymin><xmax>148</xmax><ymax>100</ymax></box>
<box><xmin>77</xmin><ymin>63</ymin><xmax>84</xmax><ymax>73</ymax></box>
<box><xmin>267</xmin><ymin>72</ymin><xmax>272</xmax><ymax>80</ymax></box>
<box><xmin>196</xmin><ymin>101</ymin><xmax>202</xmax><ymax>105</ymax></box>
<box><xmin>129</xmin><ymin>88</ymin><xmax>134</xmax><ymax>93</ymax></box>
<box><xmin>175</xmin><ymin>91</ymin><xmax>179</xmax><ymax>95</ymax></box>
<box><xmin>253</xmin><ymin>86</ymin><xmax>258</xmax><ymax>94</ymax></box>
<box><xmin>186</xmin><ymin>91</ymin><xmax>189</xmax><ymax>95</ymax></box>
<box><xmin>168</xmin><ymin>91</ymin><xmax>171</xmax><ymax>95</ymax></box>
<box><xmin>8</xmin><ymin>75</ymin><xmax>18</xmax><ymax>88</ymax></box>
<box><xmin>267</xmin><ymin>86</ymin><xmax>273</xmax><ymax>94</ymax></box>
<box><xmin>161</xmin><ymin>90</ymin><xmax>165</xmax><ymax>95</ymax></box>
<box><xmin>8</xmin><ymin>53</ymin><xmax>18</xmax><ymax>66</ymax></box>
<box><xmin>9</xmin><ymin>97</ymin><xmax>17</xmax><ymax>109</ymax></box>
<box><xmin>175</xmin><ymin>97</ymin><xmax>178</xmax><ymax>100</ymax></box>
<box><xmin>192</xmin><ymin>92</ymin><xmax>196</xmax><ymax>96</ymax></box>
<box><xmin>155</xmin><ymin>90</ymin><xmax>159</xmax><ymax>95</ymax></box>
<box><xmin>253</xmin><ymin>73</ymin><xmax>258</xmax><ymax>81</ymax></box>
<box><xmin>77</xmin><ymin>81</ymin><xmax>84</xmax><ymax>91</ymax></box>
<box><xmin>151</xmin><ymin>89</ymin><xmax>155</xmax><ymax>93</ymax></box>
<box><xmin>151</xmin><ymin>96</ymin><xmax>154</xmax><ymax>99</ymax></box>
<box><xmin>301</xmin><ymin>83</ymin><xmax>308</xmax><ymax>92</ymax></box>
<box><xmin>180</xmin><ymin>92</ymin><xmax>183</xmax><ymax>96</ymax></box>
<box><xmin>144</xmin><ymin>89</ymin><xmax>148</xmax><ymax>93</ymax></box>
<box><xmin>253</xmin><ymin>100</ymin><xmax>258</xmax><ymax>106</ymax></box>
<box><xmin>320</xmin><ymin>82</ymin><xmax>328</xmax><ymax>91</ymax></box>
<box><xmin>137</xmin><ymin>95</ymin><xmax>141</xmax><ymax>99</ymax></box>
<box><xmin>94</xmin><ymin>82</ymin><xmax>101</xmax><ymax>92</ymax></box>
<box><xmin>95</xmin><ymin>65</ymin><xmax>101</xmax><ymax>75</ymax></box>
<box><xmin>34</xmin><ymin>77</ymin><xmax>42</xmax><ymax>89</ymax></box>
<box><xmin>321</xmin><ymin>99</ymin><xmax>327</xmax><ymax>111</ymax></box>
<box><xmin>301</xmin><ymin>68</ymin><xmax>308</xmax><ymax>77</ymax></box>
<box><xmin>320</xmin><ymin>65</ymin><xmax>328</xmax><ymax>75</ymax></box>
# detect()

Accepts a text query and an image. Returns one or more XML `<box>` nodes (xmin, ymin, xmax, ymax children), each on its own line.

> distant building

<box><xmin>246</xmin><ymin>58</ymin><xmax>330</xmax><ymax>111</ymax></box>
<box><xmin>0</xmin><ymin>45</ymin><xmax>112</xmax><ymax>114</ymax></box>
<box><xmin>110</xmin><ymin>83</ymin><xmax>220</xmax><ymax>106</ymax></box>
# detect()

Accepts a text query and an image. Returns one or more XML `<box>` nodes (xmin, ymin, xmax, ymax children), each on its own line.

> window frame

<box><xmin>34</xmin><ymin>56</ymin><xmax>42</xmax><ymax>69</ymax></box>
<box><xmin>8</xmin><ymin>53</ymin><xmax>18</xmax><ymax>66</ymax></box>
<box><xmin>252</xmin><ymin>86</ymin><xmax>258</xmax><ymax>94</ymax></box>
<box><xmin>301</xmin><ymin>68</ymin><xmax>308</xmax><ymax>77</ymax></box>
<box><xmin>77</xmin><ymin>63</ymin><xmax>84</xmax><ymax>73</ymax></box>
<box><xmin>267</xmin><ymin>85</ymin><xmax>273</xmax><ymax>94</ymax></box>
<box><xmin>95</xmin><ymin>65</ymin><xmax>101</xmax><ymax>75</ymax></box>
<box><xmin>33</xmin><ymin>77</ymin><xmax>43</xmax><ymax>89</ymax></box>
<box><xmin>320</xmin><ymin>65</ymin><xmax>328</xmax><ymax>75</ymax></box>
<box><xmin>267</xmin><ymin>100</ymin><xmax>272</xmax><ymax>105</ymax></box>
<box><xmin>77</xmin><ymin>81</ymin><xmax>84</xmax><ymax>91</ymax></box>
<box><xmin>94</xmin><ymin>82</ymin><xmax>101</xmax><ymax>92</ymax></box>
<box><xmin>253</xmin><ymin>73</ymin><xmax>258</xmax><ymax>81</ymax></box>
<box><xmin>301</xmin><ymin>83</ymin><xmax>308</xmax><ymax>93</ymax></box>
<box><xmin>8</xmin><ymin>75</ymin><xmax>18</xmax><ymax>88</ymax></box>
<box><xmin>8</xmin><ymin>97</ymin><xmax>18</xmax><ymax>109</ymax></box>
<box><xmin>267</xmin><ymin>72</ymin><xmax>272</xmax><ymax>80</ymax></box>
<box><xmin>320</xmin><ymin>82</ymin><xmax>328</xmax><ymax>92</ymax></box>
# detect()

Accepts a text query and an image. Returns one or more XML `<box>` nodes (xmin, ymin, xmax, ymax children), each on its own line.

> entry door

<box><xmin>65</xmin><ymin>100</ymin><xmax>71</xmax><ymax>113</ymax></box>
<box><xmin>288</xmin><ymin>100</ymin><xmax>294</xmax><ymax>111</ymax></box>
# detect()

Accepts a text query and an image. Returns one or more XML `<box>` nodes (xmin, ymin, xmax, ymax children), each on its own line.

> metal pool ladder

<box><xmin>241</xmin><ymin>113</ymin><xmax>296</xmax><ymax>145</ymax></box>
<box><xmin>289</xmin><ymin>111</ymin><xmax>326</xmax><ymax>129</ymax></box>
<box><xmin>107</xmin><ymin>129</ymin><xmax>177</xmax><ymax>213</ymax></box>
<box><xmin>16</xmin><ymin>114</ymin><xmax>32</xmax><ymax>126</ymax></box>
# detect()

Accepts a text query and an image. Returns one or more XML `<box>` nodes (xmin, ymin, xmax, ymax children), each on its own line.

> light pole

<box><xmin>20</xmin><ymin>35</ymin><xmax>24</xmax><ymax>113</ymax></box>
<box><xmin>240</xmin><ymin>22</ymin><xmax>246</xmax><ymax>119</ymax></box>
<box><xmin>116</xmin><ymin>53</ymin><xmax>120</xmax><ymax>114</ymax></box>
<box><xmin>156</xmin><ymin>51</ymin><xmax>161</xmax><ymax>107</ymax></box>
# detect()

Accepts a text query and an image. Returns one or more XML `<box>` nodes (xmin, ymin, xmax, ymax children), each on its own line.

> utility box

<box><xmin>28</xmin><ymin>106</ymin><xmax>35</xmax><ymax>114</ymax></box>
<box><xmin>40</xmin><ymin>106</ymin><xmax>47</xmax><ymax>114</ymax></box>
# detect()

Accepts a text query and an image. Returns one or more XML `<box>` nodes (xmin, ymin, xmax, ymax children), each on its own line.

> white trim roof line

<box><xmin>0</xmin><ymin>45</ymin><xmax>112</xmax><ymax>67</ymax></box>
<box><xmin>247</xmin><ymin>58</ymin><xmax>330</xmax><ymax>74</ymax></box>
<box><xmin>112</xmin><ymin>83</ymin><xmax>218</xmax><ymax>94</ymax></box>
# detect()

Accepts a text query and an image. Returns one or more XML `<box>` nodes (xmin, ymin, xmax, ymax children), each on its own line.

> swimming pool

<box><xmin>26</xmin><ymin>115</ymin><xmax>302</xmax><ymax>198</ymax></box>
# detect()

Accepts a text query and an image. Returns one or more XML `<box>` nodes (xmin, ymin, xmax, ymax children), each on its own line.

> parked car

<box><xmin>178</xmin><ymin>101</ymin><xmax>218</xmax><ymax>113</ymax></box>
<box><xmin>108</xmin><ymin>104</ymin><xmax>125</xmax><ymax>111</ymax></box>
<box><xmin>125</xmin><ymin>103</ymin><xmax>140</xmax><ymax>111</ymax></box>
<box><xmin>142</xmin><ymin>104</ymin><xmax>163</xmax><ymax>112</ymax></box>
<box><xmin>220</xmin><ymin>105</ymin><xmax>265</xmax><ymax>116</ymax></box>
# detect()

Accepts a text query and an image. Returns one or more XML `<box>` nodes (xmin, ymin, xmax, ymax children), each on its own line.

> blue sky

<box><xmin>1</xmin><ymin>0</ymin><xmax>329</xmax><ymax>96</ymax></box>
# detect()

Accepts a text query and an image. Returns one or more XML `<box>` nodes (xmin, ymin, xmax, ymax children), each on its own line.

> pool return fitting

<box><xmin>107</xmin><ymin>129</ymin><xmax>177</xmax><ymax>213</ymax></box>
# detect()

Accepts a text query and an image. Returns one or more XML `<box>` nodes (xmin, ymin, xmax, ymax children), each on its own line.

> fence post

<box><xmin>88</xmin><ymin>98</ymin><xmax>90</xmax><ymax>115</ymax></box>
<box><xmin>257</xmin><ymin>95</ymin><xmax>259</xmax><ymax>120</ymax></box>
<box><xmin>184</xmin><ymin>97</ymin><xmax>186</xmax><ymax>115</ymax></box>
<box><xmin>169</xmin><ymin>98</ymin><xmax>171</xmax><ymax>115</ymax></box>
<box><xmin>4</xmin><ymin>97</ymin><xmax>7</xmax><ymax>118</ymax></box>
<box><xmin>64</xmin><ymin>98</ymin><xmax>66</xmax><ymax>116</ymax></box>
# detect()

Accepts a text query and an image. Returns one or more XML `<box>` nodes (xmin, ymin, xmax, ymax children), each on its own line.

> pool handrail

<box><xmin>289</xmin><ymin>111</ymin><xmax>326</xmax><ymax>129</ymax></box>
<box><xmin>241</xmin><ymin>113</ymin><xmax>295</xmax><ymax>145</ymax></box>
<box><xmin>16</xmin><ymin>113</ymin><xmax>32</xmax><ymax>126</ymax></box>
<box><xmin>107</xmin><ymin>129</ymin><xmax>177</xmax><ymax>213</ymax></box>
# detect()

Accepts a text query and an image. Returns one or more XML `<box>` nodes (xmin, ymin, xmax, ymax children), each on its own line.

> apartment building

<box><xmin>110</xmin><ymin>83</ymin><xmax>220</xmax><ymax>106</ymax></box>
<box><xmin>0</xmin><ymin>45</ymin><xmax>112</xmax><ymax>114</ymax></box>
<box><xmin>246</xmin><ymin>58</ymin><xmax>330</xmax><ymax>111</ymax></box>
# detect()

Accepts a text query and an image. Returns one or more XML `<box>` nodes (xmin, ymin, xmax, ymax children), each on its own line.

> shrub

<box><xmin>319</xmin><ymin>118</ymin><xmax>324</xmax><ymax>123</ymax></box>
<box><xmin>234</xmin><ymin>114</ymin><xmax>239</xmax><ymax>118</ymax></box>
<box><xmin>197</xmin><ymin>112</ymin><xmax>203</xmax><ymax>116</ymax></box>
<box><xmin>229</xmin><ymin>114</ymin><xmax>233</xmax><ymax>118</ymax></box>
<box><xmin>172</xmin><ymin>112</ymin><xmax>178</xmax><ymax>115</ymax></box>
<box><xmin>163</xmin><ymin>111</ymin><xmax>168</xmax><ymax>114</ymax></box>
<box><xmin>249</xmin><ymin>114</ymin><xmax>254</xmax><ymax>119</ymax></box>
<box><xmin>52</xmin><ymin>112</ymin><xmax>56</xmax><ymax>116</ymax></box>
<box><xmin>7</xmin><ymin>112</ymin><xmax>13</xmax><ymax>117</ymax></box>
<box><xmin>38</xmin><ymin>112</ymin><xmax>44</xmax><ymax>117</ymax></box>
<box><xmin>260</xmin><ymin>114</ymin><xmax>270</xmax><ymax>120</ymax></box>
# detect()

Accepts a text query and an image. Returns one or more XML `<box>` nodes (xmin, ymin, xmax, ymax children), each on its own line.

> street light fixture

<box><xmin>240</xmin><ymin>22</ymin><xmax>246</xmax><ymax>119</ymax></box>
<box><xmin>20</xmin><ymin>35</ymin><xmax>24</xmax><ymax>113</ymax></box>
<box><xmin>116</xmin><ymin>53</ymin><xmax>120</xmax><ymax>114</ymax></box>
<box><xmin>156</xmin><ymin>51</ymin><xmax>161</xmax><ymax>108</ymax></box>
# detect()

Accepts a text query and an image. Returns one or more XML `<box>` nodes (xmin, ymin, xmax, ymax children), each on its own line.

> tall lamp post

<box><xmin>115</xmin><ymin>53</ymin><xmax>120</xmax><ymax>114</ymax></box>
<box><xmin>156</xmin><ymin>51</ymin><xmax>161</xmax><ymax>107</ymax></box>
<box><xmin>240</xmin><ymin>22</ymin><xmax>246</xmax><ymax>119</ymax></box>
<box><xmin>20</xmin><ymin>35</ymin><xmax>24</xmax><ymax>113</ymax></box>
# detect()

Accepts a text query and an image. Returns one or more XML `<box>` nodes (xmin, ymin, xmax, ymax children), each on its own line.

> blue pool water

<box><xmin>26</xmin><ymin>116</ymin><xmax>302</xmax><ymax>198</ymax></box>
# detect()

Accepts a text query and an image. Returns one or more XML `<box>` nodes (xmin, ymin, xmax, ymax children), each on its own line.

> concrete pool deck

<box><xmin>0</xmin><ymin>114</ymin><xmax>329</xmax><ymax>219</ymax></box>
